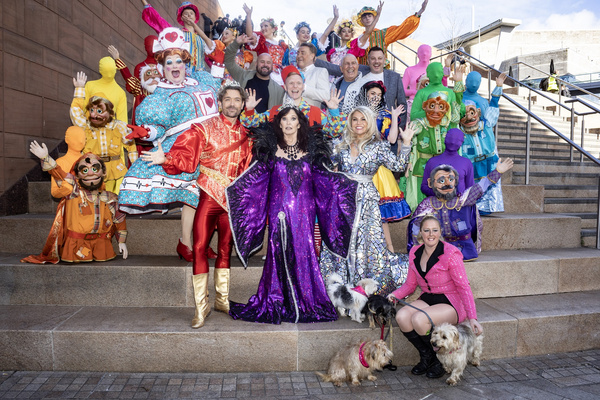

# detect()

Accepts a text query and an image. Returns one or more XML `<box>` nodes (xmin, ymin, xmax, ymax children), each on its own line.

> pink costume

<box><xmin>390</xmin><ymin>242</ymin><xmax>477</xmax><ymax>323</ymax></box>
<box><xmin>402</xmin><ymin>44</ymin><xmax>431</xmax><ymax>118</ymax></box>
<box><xmin>326</xmin><ymin>38</ymin><xmax>367</xmax><ymax>66</ymax></box>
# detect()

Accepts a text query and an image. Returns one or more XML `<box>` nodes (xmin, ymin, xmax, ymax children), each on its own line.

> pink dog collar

<box><xmin>352</xmin><ymin>286</ymin><xmax>368</xmax><ymax>297</ymax></box>
<box><xmin>359</xmin><ymin>342</ymin><xmax>369</xmax><ymax>368</ymax></box>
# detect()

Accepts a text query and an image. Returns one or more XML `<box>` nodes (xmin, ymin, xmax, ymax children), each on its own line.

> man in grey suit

<box><xmin>224</xmin><ymin>35</ymin><xmax>284</xmax><ymax>113</ymax></box>
<box><xmin>315</xmin><ymin>46</ymin><xmax>407</xmax><ymax>129</ymax></box>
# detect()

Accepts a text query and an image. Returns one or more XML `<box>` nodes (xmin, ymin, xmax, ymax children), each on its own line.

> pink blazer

<box><xmin>391</xmin><ymin>241</ymin><xmax>477</xmax><ymax>323</ymax></box>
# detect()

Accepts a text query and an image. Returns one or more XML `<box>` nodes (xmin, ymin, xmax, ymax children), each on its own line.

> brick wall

<box><xmin>0</xmin><ymin>0</ymin><xmax>223</xmax><ymax>196</ymax></box>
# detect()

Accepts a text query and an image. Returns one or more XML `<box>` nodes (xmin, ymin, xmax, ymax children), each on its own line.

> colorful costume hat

<box><xmin>153</xmin><ymin>27</ymin><xmax>190</xmax><ymax>53</ymax></box>
<box><xmin>356</xmin><ymin>6</ymin><xmax>377</xmax><ymax>27</ymax></box>
<box><xmin>282</xmin><ymin>65</ymin><xmax>303</xmax><ymax>82</ymax></box>
<box><xmin>176</xmin><ymin>1</ymin><xmax>200</xmax><ymax>26</ymax></box>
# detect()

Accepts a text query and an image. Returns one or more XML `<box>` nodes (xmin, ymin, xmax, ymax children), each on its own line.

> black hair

<box><xmin>272</xmin><ymin>107</ymin><xmax>309</xmax><ymax>153</ymax></box>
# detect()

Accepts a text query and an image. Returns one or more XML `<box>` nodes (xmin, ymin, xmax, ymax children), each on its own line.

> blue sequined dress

<box><xmin>319</xmin><ymin>140</ymin><xmax>410</xmax><ymax>296</ymax></box>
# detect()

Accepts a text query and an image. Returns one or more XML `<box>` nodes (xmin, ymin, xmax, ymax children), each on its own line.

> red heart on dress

<box><xmin>205</xmin><ymin>97</ymin><xmax>214</xmax><ymax>108</ymax></box>
<box><xmin>165</xmin><ymin>32</ymin><xmax>178</xmax><ymax>42</ymax></box>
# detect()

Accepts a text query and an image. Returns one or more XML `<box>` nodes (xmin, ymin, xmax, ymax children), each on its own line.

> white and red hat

<box><xmin>153</xmin><ymin>27</ymin><xmax>190</xmax><ymax>53</ymax></box>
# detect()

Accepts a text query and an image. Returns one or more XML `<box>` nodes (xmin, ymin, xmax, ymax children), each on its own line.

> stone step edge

<box><xmin>0</xmin><ymin>290</ymin><xmax>597</xmax><ymax>372</ymax></box>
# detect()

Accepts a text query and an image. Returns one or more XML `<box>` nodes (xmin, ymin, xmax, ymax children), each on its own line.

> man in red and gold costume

<box><xmin>23</xmin><ymin>142</ymin><xmax>128</xmax><ymax>264</ymax></box>
<box><xmin>142</xmin><ymin>83</ymin><xmax>252</xmax><ymax>329</ymax></box>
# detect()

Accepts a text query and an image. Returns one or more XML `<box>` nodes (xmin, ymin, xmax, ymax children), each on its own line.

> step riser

<box><xmin>4</xmin><ymin>247</ymin><xmax>599</xmax><ymax>307</ymax></box>
<box><xmin>545</xmin><ymin>203</ymin><xmax>598</xmax><ymax>213</ymax></box>
<box><xmin>1</xmin><ymin>291</ymin><xmax>598</xmax><ymax>373</ymax></box>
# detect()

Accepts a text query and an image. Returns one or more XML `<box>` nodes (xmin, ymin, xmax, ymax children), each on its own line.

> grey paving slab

<box><xmin>0</xmin><ymin>349</ymin><xmax>598</xmax><ymax>399</ymax></box>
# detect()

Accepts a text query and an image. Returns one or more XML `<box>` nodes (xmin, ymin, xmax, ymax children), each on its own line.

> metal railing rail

<box><xmin>399</xmin><ymin>46</ymin><xmax>600</xmax><ymax>248</ymax></box>
<box><xmin>513</xmin><ymin>61</ymin><xmax>600</xmax><ymax>103</ymax></box>
<box><xmin>387</xmin><ymin>49</ymin><xmax>410</xmax><ymax>68</ymax></box>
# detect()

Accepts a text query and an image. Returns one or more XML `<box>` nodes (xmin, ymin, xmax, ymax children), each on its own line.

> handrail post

<box><xmin>488</xmin><ymin>70</ymin><xmax>491</xmax><ymax>101</ymax></box>
<box><xmin>580</xmin><ymin>116</ymin><xmax>585</xmax><ymax>163</ymax></box>
<box><xmin>597</xmin><ymin>175</ymin><xmax>600</xmax><ymax>249</ymax></box>
<box><xmin>570</xmin><ymin>107</ymin><xmax>575</xmax><ymax>162</ymax></box>
<box><xmin>558</xmin><ymin>89</ymin><xmax>562</xmax><ymax>117</ymax></box>
<box><xmin>525</xmin><ymin>92</ymin><xmax>532</xmax><ymax>185</ymax></box>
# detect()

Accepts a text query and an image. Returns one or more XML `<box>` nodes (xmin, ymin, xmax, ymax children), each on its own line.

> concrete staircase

<box><xmin>1</xmin><ymin>87</ymin><xmax>599</xmax><ymax>373</ymax></box>
<box><xmin>494</xmin><ymin>87</ymin><xmax>600</xmax><ymax>247</ymax></box>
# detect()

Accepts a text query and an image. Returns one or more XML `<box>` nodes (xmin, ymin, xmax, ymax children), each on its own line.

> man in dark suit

<box><xmin>315</xmin><ymin>46</ymin><xmax>408</xmax><ymax>129</ymax></box>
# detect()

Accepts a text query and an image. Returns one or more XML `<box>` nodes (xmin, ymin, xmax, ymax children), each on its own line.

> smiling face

<box><xmin>420</xmin><ymin>218</ymin><xmax>442</xmax><ymax>249</ymax></box>
<box><xmin>75</xmin><ymin>154</ymin><xmax>106</xmax><ymax>191</ymax></box>
<box><xmin>350</xmin><ymin>110</ymin><xmax>369</xmax><ymax>138</ymax></box>
<box><xmin>423</xmin><ymin>96</ymin><xmax>450</xmax><ymax>127</ymax></box>
<box><xmin>260</xmin><ymin>21</ymin><xmax>275</xmax><ymax>39</ymax></box>
<box><xmin>284</xmin><ymin>74</ymin><xmax>304</xmax><ymax>101</ymax></box>
<box><xmin>221</xmin><ymin>28</ymin><xmax>235</xmax><ymax>45</ymax></box>
<box><xmin>296</xmin><ymin>27</ymin><xmax>311</xmax><ymax>43</ymax></box>
<box><xmin>341</xmin><ymin>55</ymin><xmax>359</xmax><ymax>81</ymax></box>
<box><xmin>219</xmin><ymin>88</ymin><xmax>244</xmax><ymax>120</ymax></box>
<box><xmin>88</xmin><ymin>101</ymin><xmax>111</xmax><ymax>128</ymax></box>
<box><xmin>279</xmin><ymin>108</ymin><xmax>300</xmax><ymax>136</ymax></box>
<box><xmin>256</xmin><ymin>53</ymin><xmax>273</xmax><ymax>78</ymax></box>
<box><xmin>163</xmin><ymin>54</ymin><xmax>186</xmax><ymax>84</ymax></box>
<box><xmin>367</xmin><ymin>50</ymin><xmax>385</xmax><ymax>74</ymax></box>
<box><xmin>296</xmin><ymin>46</ymin><xmax>315</xmax><ymax>69</ymax></box>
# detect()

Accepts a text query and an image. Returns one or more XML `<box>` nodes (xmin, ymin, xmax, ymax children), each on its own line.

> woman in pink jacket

<box><xmin>388</xmin><ymin>215</ymin><xmax>483</xmax><ymax>379</ymax></box>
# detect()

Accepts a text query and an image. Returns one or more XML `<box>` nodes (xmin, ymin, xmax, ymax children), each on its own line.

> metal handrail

<box><xmin>387</xmin><ymin>49</ymin><xmax>410</xmax><ymax>68</ymax></box>
<box><xmin>502</xmin><ymin>95</ymin><xmax>600</xmax><ymax>166</ymax></box>
<box><xmin>513</xmin><ymin>61</ymin><xmax>600</xmax><ymax>102</ymax></box>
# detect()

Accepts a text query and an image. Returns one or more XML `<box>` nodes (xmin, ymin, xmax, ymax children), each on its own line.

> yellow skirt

<box><xmin>372</xmin><ymin>166</ymin><xmax>411</xmax><ymax>221</ymax></box>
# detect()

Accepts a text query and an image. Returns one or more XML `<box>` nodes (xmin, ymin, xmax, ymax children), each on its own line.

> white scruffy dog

<box><xmin>326</xmin><ymin>273</ymin><xmax>378</xmax><ymax>323</ymax></box>
<box><xmin>430</xmin><ymin>322</ymin><xmax>484</xmax><ymax>385</ymax></box>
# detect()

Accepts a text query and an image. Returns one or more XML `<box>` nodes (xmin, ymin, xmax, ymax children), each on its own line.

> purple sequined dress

<box><xmin>227</xmin><ymin>155</ymin><xmax>358</xmax><ymax>324</ymax></box>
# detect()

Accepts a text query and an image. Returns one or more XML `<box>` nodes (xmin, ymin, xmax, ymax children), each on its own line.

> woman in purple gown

<box><xmin>226</xmin><ymin>107</ymin><xmax>358</xmax><ymax>324</ymax></box>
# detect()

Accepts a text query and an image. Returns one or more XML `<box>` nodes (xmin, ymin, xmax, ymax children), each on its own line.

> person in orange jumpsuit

<box><xmin>355</xmin><ymin>0</ymin><xmax>428</xmax><ymax>66</ymax></box>
<box><xmin>141</xmin><ymin>83</ymin><xmax>253</xmax><ymax>329</ymax></box>
<box><xmin>22</xmin><ymin>142</ymin><xmax>128</xmax><ymax>264</ymax></box>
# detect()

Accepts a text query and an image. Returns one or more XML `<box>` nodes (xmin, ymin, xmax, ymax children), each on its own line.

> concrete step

<box><xmin>544</xmin><ymin>198</ymin><xmax>598</xmax><ymax>214</ymax></box>
<box><xmin>0</xmin><ymin>212</ymin><xmax>580</xmax><ymax>256</ymax></box>
<box><xmin>512</xmin><ymin>172</ymin><xmax>600</xmax><ymax>186</ymax></box>
<box><xmin>1</xmin><ymin>290</ymin><xmax>598</xmax><ymax>372</ymax></box>
<box><xmin>4</xmin><ymin>247</ymin><xmax>599</xmax><ymax>308</ymax></box>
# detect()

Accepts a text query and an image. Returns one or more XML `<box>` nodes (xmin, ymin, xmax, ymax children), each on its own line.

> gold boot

<box><xmin>191</xmin><ymin>273</ymin><xmax>211</xmax><ymax>328</ymax></box>
<box><xmin>214</xmin><ymin>268</ymin><xmax>230</xmax><ymax>313</ymax></box>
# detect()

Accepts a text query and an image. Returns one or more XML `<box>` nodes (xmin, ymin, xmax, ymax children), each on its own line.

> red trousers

<box><xmin>192</xmin><ymin>191</ymin><xmax>232</xmax><ymax>275</ymax></box>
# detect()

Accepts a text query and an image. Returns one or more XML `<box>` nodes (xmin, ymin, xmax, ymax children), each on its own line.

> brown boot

<box><xmin>214</xmin><ymin>268</ymin><xmax>230</xmax><ymax>313</ymax></box>
<box><xmin>191</xmin><ymin>273</ymin><xmax>211</xmax><ymax>328</ymax></box>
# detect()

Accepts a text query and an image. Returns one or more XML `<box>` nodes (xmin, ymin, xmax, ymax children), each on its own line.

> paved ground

<box><xmin>1</xmin><ymin>349</ymin><xmax>598</xmax><ymax>399</ymax></box>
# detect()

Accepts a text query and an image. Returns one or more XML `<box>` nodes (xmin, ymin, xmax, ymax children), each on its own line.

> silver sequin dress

<box><xmin>320</xmin><ymin>140</ymin><xmax>410</xmax><ymax>296</ymax></box>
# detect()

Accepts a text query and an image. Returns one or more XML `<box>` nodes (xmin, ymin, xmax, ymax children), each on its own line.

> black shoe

<box><xmin>426</xmin><ymin>358</ymin><xmax>445</xmax><ymax>379</ymax></box>
<box><xmin>411</xmin><ymin>359</ymin><xmax>431</xmax><ymax>375</ymax></box>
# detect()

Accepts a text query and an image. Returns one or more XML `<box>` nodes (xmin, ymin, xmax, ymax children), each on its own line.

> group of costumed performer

<box><xmin>227</xmin><ymin>107</ymin><xmax>358</xmax><ymax>324</ymax></box>
<box><xmin>118</xmin><ymin>27</ymin><xmax>221</xmax><ymax>263</ymax></box>
<box><xmin>403</xmin><ymin>63</ymin><xmax>465</xmax><ymax>211</ymax></box>
<box><xmin>319</xmin><ymin>106</ymin><xmax>414</xmax><ymax>297</ymax></box>
<box><xmin>140</xmin><ymin>83</ymin><xmax>252</xmax><ymax>329</ymax></box>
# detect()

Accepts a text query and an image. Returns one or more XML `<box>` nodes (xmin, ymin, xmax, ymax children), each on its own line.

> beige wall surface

<box><xmin>0</xmin><ymin>0</ymin><xmax>223</xmax><ymax>196</ymax></box>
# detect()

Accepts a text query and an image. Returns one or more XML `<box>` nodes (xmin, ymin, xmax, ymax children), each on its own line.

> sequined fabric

<box><xmin>319</xmin><ymin>141</ymin><xmax>410</xmax><ymax>296</ymax></box>
<box><xmin>227</xmin><ymin>156</ymin><xmax>358</xmax><ymax>324</ymax></box>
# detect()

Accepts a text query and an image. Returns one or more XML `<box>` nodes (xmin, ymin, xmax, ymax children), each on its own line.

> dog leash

<box><xmin>394</xmin><ymin>298</ymin><xmax>436</xmax><ymax>333</ymax></box>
